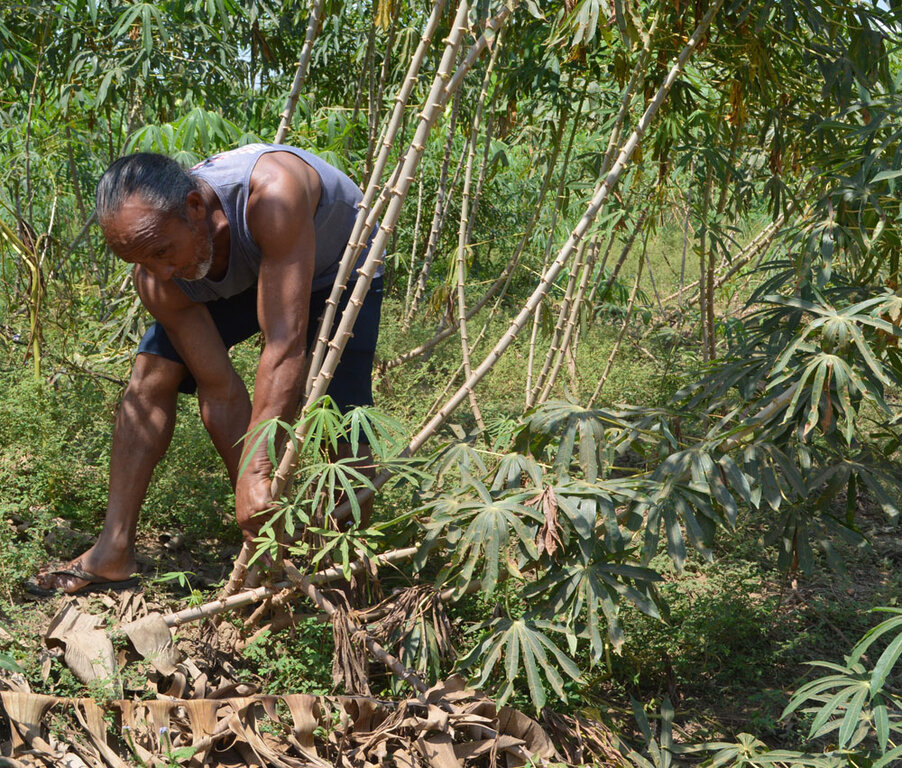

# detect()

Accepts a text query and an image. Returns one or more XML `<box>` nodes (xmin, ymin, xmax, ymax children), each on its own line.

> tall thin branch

<box><xmin>304</xmin><ymin>0</ymin><xmax>448</xmax><ymax>398</ymax></box>
<box><xmin>404</xmin><ymin>89</ymin><xmax>464</xmax><ymax>328</ymax></box>
<box><xmin>454</xmin><ymin>29</ymin><xmax>503</xmax><ymax>431</ymax></box>
<box><xmin>273</xmin><ymin>0</ymin><xmax>326</xmax><ymax>144</ymax></box>
<box><xmin>382</xmin><ymin>112</ymin><xmax>568</xmax><ymax>373</ymax></box>
<box><xmin>526</xmin><ymin>81</ymin><xmax>587</xmax><ymax>408</ymax></box>
<box><xmin>537</xmin><ymin>235</ymin><xmax>599</xmax><ymax>404</ymax></box>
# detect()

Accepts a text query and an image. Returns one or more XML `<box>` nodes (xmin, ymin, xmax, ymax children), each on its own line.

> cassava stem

<box><xmin>273</xmin><ymin>0</ymin><xmax>325</xmax><ymax>144</ymax></box>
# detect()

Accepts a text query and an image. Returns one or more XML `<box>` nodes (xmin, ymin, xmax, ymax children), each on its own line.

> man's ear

<box><xmin>185</xmin><ymin>189</ymin><xmax>206</xmax><ymax>224</ymax></box>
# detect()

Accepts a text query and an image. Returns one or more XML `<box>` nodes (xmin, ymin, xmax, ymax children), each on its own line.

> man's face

<box><xmin>102</xmin><ymin>193</ymin><xmax>213</xmax><ymax>282</ymax></box>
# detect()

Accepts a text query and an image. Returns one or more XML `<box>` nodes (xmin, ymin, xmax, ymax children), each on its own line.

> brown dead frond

<box><xmin>44</xmin><ymin>605</ymin><xmax>120</xmax><ymax>698</ymax></box>
<box><xmin>542</xmin><ymin>708</ymin><xmax>624</xmax><ymax>765</ymax></box>
<box><xmin>529</xmin><ymin>486</ymin><xmax>563</xmax><ymax>559</ymax></box>
<box><xmin>360</xmin><ymin>586</ymin><xmax>455</xmax><ymax>680</ymax></box>
<box><xmin>332</xmin><ymin>608</ymin><xmax>371</xmax><ymax>696</ymax></box>
<box><xmin>1</xmin><ymin>684</ymin><xmax>559</xmax><ymax>767</ymax></box>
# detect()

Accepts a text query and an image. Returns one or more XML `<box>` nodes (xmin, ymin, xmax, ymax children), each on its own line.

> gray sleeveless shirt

<box><xmin>174</xmin><ymin>143</ymin><xmax>379</xmax><ymax>302</ymax></box>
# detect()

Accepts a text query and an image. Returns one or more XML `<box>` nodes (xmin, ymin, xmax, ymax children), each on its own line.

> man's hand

<box><xmin>235</xmin><ymin>471</ymin><xmax>275</xmax><ymax>541</ymax></box>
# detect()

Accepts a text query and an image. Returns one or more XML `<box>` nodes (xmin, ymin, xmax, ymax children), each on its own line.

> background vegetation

<box><xmin>2</xmin><ymin>0</ymin><xmax>902</xmax><ymax>765</ymax></box>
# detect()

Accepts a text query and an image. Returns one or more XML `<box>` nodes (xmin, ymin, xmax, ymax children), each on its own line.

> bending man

<box><xmin>37</xmin><ymin>143</ymin><xmax>382</xmax><ymax>594</ymax></box>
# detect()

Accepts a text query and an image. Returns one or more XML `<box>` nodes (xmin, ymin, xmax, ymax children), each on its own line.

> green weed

<box><xmin>241</xmin><ymin>617</ymin><xmax>334</xmax><ymax>695</ymax></box>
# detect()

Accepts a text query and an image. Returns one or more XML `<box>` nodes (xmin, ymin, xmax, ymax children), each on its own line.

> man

<box><xmin>36</xmin><ymin>143</ymin><xmax>382</xmax><ymax>594</ymax></box>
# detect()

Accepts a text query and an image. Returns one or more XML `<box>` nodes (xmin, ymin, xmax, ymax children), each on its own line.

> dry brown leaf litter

<box><xmin>2</xmin><ymin>679</ymin><xmax>570</xmax><ymax>767</ymax></box>
<box><xmin>1</xmin><ymin>596</ymin><xmax>622</xmax><ymax>766</ymax></box>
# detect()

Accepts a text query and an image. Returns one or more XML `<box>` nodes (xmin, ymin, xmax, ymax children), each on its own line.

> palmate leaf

<box><xmin>490</xmin><ymin>452</ymin><xmax>544</xmax><ymax>491</ymax></box>
<box><xmin>413</xmin><ymin>495</ymin><xmax>471</xmax><ymax>571</ymax></box>
<box><xmin>515</xmin><ymin>400</ymin><xmax>625</xmax><ymax>482</ymax></box>
<box><xmin>420</xmin><ymin>468</ymin><xmax>542</xmax><ymax>592</ymax></box>
<box><xmin>551</xmin><ymin>478</ymin><xmax>641</xmax><ymax>558</ymax></box>
<box><xmin>643</xmin><ymin>495</ymin><xmax>694</xmax><ymax>571</ymax></box>
<box><xmin>175</xmin><ymin>107</ymin><xmax>240</xmax><ymax>156</ymax></box>
<box><xmin>616</xmin><ymin>696</ymin><xmax>681</xmax><ymax>768</ymax></box>
<box><xmin>342</xmin><ymin>405</ymin><xmax>408</xmax><ymax>460</ymax></box>
<box><xmin>458</xmin><ymin>618</ymin><xmax>582</xmax><ymax>713</ymax></box>
<box><xmin>306</xmin><ymin>524</ymin><xmax>383</xmax><ymax>580</ymax></box>
<box><xmin>525</xmin><ymin>545</ymin><xmax>663</xmax><ymax>658</ymax></box>
<box><xmin>648</xmin><ymin>445</ymin><xmax>749</xmax><ymax>528</ymax></box>
<box><xmin>422</xmin><ymin>439</ymin><xmax>487</xmax><ymax>490</ymax></box>
<box><xmin>741</xmin><ymin>441</ymin><xmax>807</xmax><ymax>512</ymax></box>
<box><xmin>764</xmin><ymin>292</ymin><xmax>901</xmax><ymax>429</ymax></box>
<box><xmin>809</xmin><ymin>446</ymin><xmax>902</xmax><ymax>523</ymax></box>
<box><xmin>691</xmin><ymin>449</ymin><xmax>740</xmax><ymax>528</ymax></box>
<box><xmin>783</xmin><ymin>635</ymin><xmax>902</xmax><ymax>756</ymax></box>
<box><xmin>293</xmin><ymin>457</ymin><xmax>374</xmax><ymax>525</ymax></box>
<box><xmin>636</xmin><ymin>443</ymin><xmax>752</xmax><ymax>569</ymax></box>
<box><xmin>764</xmin><ymin>503</ymin><xmax>867</xmax><ymax>577</ymax></box>
<box><xmin>690</xmin><ymin>733</ymin><xmax>845</xmax><ymax>767</ymax></box>
<box><xmin>447</xmin><ymin>496</ymin><xmax>541</xmax><ymax>594</ymax></box>
<box><xmin>844</xmin><ymin>609</ymin><xmax>902</xmax><ymax>721</ymax></box>
<box><xmin>239</xmin><ymin>418</ymin><xmax>296</xmax><ymax>479</ymax></box>
<box><xmin>301</xmin><ymin>395</ymin><xmax>345</xmax><ymax>456</ymax></box>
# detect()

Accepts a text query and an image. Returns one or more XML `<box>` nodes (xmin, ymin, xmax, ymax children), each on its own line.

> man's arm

<box><xmin>235</xmin><ymin>153</ymin><xmax>319</xmax><ymax>536</ymax></box>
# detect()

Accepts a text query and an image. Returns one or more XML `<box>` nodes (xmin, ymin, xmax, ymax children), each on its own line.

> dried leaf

<box><xmin>1</xmin><ymin>680</ymin><xmax>564</xmax><ymax>767</ymax></box>
<box><xmin>0</xmin><ymin>670</ymin><xmax>31</xmax><ymax>694</ymax></box>
<box><xmin>497</xmin><ymin>707</ymin><xmax>556</xmax><ymax>759</ymax></box>
<box><xmin>422</xmin><ymin>675</ymin><xmax>467</xmax><ymax>705</ymax></box>
<box><xmin>416</xmin><ymin>704</ymin><xmax>449</xmax><ymax>734</ymax></box>
<box><xmin>453</xmin><ymin>734</ymin><xmax>524</xmax><ymax>760</ymax></box>
<box><xmin>73</xmin><ymin>699</ymin><xmax>131</xmax><ymax>768</ymax></box>
<box><xmin>182</xmin><ymin>698</ymin><xmax>219</xmax><ymax>741</ymax></box>
<box><xmin>121</xmin><ymin>613</ymin><xmax>180</xmax><ymax>676</ymax></box>
<box><xmin>542</xmin><ymin>709</ymin><xmax>622</xmax><ymax>765</ymax></box>
<box><xmin>392</xmin><ymin>749</ymin><xmax>419</xmax><ymax>768</ymax></box>
<box><xmin>416</xmin><ymin>732</ymin><xmax>461</xmax><ymax>768</ymax></box>
<box><xmin>45</xmin><ymin>605</ymin><xmax>120</xmax><ymax>696</ymax></box>
<box><xmin>58</xmin><ymin>750</ymin><xmax>93</xmax><ymax>768</ymax></box>
<box><xmin>162</xmin><ymin>669</ymin><xmax>188</xmax><ymax>698</ymax></box>
<box><xmin>227</xmin><ymin>697</ymin><xmax>301</xmax><ymax>768</ymax></box>
<box><xmin>533</xmin><ymin>486</ymin><xmax>563</xmax><ymax>558</ymax></box>
<box><xmin>1</xmin><ymin>691</ymin><xmax>58</xmax><ymax>752</ymax></box>
<box><xmin>146</xmin><ymin>699</ymin><xmax>173</xmax><ymax>748</ymax></box>
<box><xmin>113</xmin><ymin>700</ymin><xmax>157</xmax><ymax>766</ymax></box>
<box><xmin>338</xmin><ymin>695</ymin><xmax>388</xmax><ymax>733</ymax></box>
<box><xmin>283</xmin><ymin>693</ymin><xmax>320</xmax><ymax>749</ymax></box>
<box><xmin>332</xmin><ymin>610</ymin><xmax>370</xmax><ymax>695</ymax></box>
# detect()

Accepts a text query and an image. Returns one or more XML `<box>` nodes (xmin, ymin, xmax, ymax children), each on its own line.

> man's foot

<box><xmin>28</xmin><ymin>566</ymin><xmax>140</xmax><ymax>597</ymax></box>
<box><xmin>33</xmin><ymin>547</ymin><xmax>138</xmax><ymax>595</ymax></box>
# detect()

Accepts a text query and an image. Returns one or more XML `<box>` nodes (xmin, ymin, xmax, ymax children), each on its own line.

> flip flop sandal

<box><xmin>25</xmin><ymin>567</ymin><xmax>141</xmax><ymax>597</ymax></box>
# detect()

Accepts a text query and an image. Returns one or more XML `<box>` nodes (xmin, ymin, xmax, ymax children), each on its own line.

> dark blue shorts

<box><xmin>136</xmin><ymin>277</ymin><xmax>383</xmax><ymax>411</ymax></box>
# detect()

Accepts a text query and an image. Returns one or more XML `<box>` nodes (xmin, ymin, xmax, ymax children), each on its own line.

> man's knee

<box><xmin>127</xmin><ymin>353</ymin><xmax>187</xmax><ymax>402</ymax></box>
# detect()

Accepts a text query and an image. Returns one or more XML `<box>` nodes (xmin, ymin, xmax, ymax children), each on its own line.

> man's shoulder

<box><xmin>191</xmin><ymin>142</ymin><xmax>270</xmax><ymax>174</ymax></box>
<box><xmin>247</xmin><ymin>152</ymin><xmax>320</xmax><ymax>229</ymax></box>
<box><xmin>250</xmin><ymin>150</ymin><xmax>319</xmax><ymax>194</ymax></box>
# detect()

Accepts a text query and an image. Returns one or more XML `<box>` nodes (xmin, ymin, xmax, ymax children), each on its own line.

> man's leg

<box><xmin>38</xmin><ymin>353</ymin><xmax>186</xmax><ymax>593</ymax></box>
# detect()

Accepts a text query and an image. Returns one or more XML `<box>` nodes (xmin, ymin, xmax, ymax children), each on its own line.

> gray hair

<box><xmin>95</xmin><ymin>153</ymin><xmax>197</xmax><ymax>227</ymax></box>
